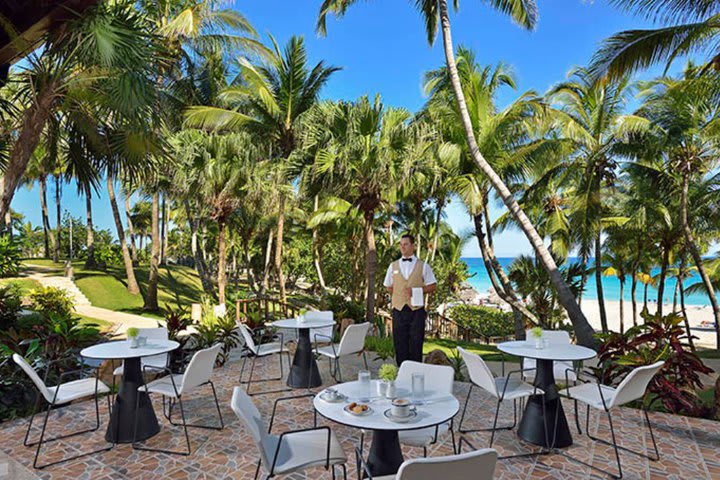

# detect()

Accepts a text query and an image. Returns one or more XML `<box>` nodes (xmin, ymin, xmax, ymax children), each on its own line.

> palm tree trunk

<box><xmin>124</xmin><ymin>196</ymin><xmax>138</xmax><ymax>264</ymax></box>
<box><xmin>595</xmin><ymin>234</ymin><xmax>608</xmax><ymax>333</ymax></box>
<box><xmin>144</xmin><ymin>192</ymin><xmax>160</xmax><ymax>311</ymax></box>
<box><xmin>184</xmin><ymin>201</ymin><xmax>214</xmax><ymax>295</ymax></box>
<box><xmin>657</xmin><ymin>241</ymin><xmax>670</xmax><ymax>317</ymax></box>
<box><xmin>414</xmin><ymin>200</ymin><xmax>422</xmax><ymax>259</ymax></box>
<box><xmin>39</xmin><ymin>176</ymin><xmax>53</xmax><ymax>258</ymax></box>
<box><xmin>275</xmin><ymin>195</ymin><xmax>287</xmax><ymax>302</ymax></box>
<box><xmin>630</xmin><ymin>269</ymin><xmax>638</xmax><ymax>327</ymax></box>
<box><xmin>680</xmin><ymin>170</ymin><xmax>720</xmax><ymax>348</ymax></box>
<box><xmin>0</xmin><ymin>81</ymin><xmax>58</xmax><ymax>224</ymax></box>
<box><xmin>363</xmin><ymin>210</ymin><xmax>377</xmax><ymax>323</ymax></box>
<box><xmin>160</xmin><ymin>194</ymin><xmax>167</xmax><ymax>265</ymax></box>
<box><xmin>244</xmin><ymin>242</ymin><xmax>258</xmax><ymax>292</ymax></box>
<box><xmin>312</xmin><ymin>195</ymin><xmax>327</xmax><ymax>290</ymax></box>
<box><xmin>619</xmin><ymin>279</ymin><xmax>625</xmax><ymax>334</ymax></box>
<box><xmin>84</xmin><ymin>190</ymin><xmax>97</xmax><ymax>269</ymax></box>
<box><xmin>578</xmin><ymin>253</ymin><xmax>588</xmax><ymax>306</ymax></box>
<box><xmin>53</xmin><ymin>175</ymin><xmax>61</xmax><ymax>262</ymax></box>
<box><xmin>218</xmin><ymin>218</ymin><xmax>228</xmax><ymax>304</ymax></box>
<box><xmin>679</xmin><ymin>266</ymin><xmax>695</xmax><ymax>351</ymax></box>
<box><xmin>261</xmin><ymin>228</ymin><xmax>274</xmax><ymax>295</ymax></box>
<box><xmin>429</xmin><ymin>198</ymin><xmax>445</xmax><ymax>262</ymax></box>
<box><xmin>107</xmin><ymin>177</ymin><xmax>140</xmax><ymax>294</ymax></box>
<box><xmin>437</xmin><ymin>0</ymin><xmax>595</xmax><ymax>348</ymax></box>
<box><xmin>672</xmin><ymin>278</ymin><xmax>680</xmax><ymax>312</ymax></box>
<box><xmin>643</xmin><ymin>281</ymin><xmax>649</xmax><ymax>312</ymax></box>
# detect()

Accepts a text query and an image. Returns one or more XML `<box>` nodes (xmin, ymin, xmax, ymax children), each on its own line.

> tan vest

<box><xmin>391</xmin><ymin>260</ymin><xmax>425</xmax><ymax>311</ymax></box>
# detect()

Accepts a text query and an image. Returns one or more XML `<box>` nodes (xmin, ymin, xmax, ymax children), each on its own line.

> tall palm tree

<box><xmin>316</xmin><ymin>0</ymin><xmax>597</xmax><ymax>348</ymax></box>
<box><xmin>186</xmin><ymin>35</ymin><xmax>339</xmax><ymax>302</ymax></box>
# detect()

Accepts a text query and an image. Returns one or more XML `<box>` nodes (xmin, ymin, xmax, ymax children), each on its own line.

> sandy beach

<box><xmin>581</xmin><ymin>299</ymin><xmax>718</xmax><ymax>349</ymax></box>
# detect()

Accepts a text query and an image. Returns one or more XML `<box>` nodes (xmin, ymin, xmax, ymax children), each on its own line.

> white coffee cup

<box><xmin>391</xmin><ymin>398</ymin><xmax>412</xmax><ymax>418</ymax></box>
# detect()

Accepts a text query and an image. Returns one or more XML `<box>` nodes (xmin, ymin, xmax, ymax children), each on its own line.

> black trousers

<box><xmin>392</xmin><ymin>306</ymin><xmax>426</xmax><ymax>366</ymax></box>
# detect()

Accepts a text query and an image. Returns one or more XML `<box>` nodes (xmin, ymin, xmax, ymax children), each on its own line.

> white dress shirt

<box><xmin>383</xmin><ymin>255</ymin><xmax>437</xmax><ymax>288</ymax></box>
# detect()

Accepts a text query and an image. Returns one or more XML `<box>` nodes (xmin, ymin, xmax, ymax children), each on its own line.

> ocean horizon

<box><xmin>460</xmin><ymin>257</ymin><xmax>718</xmax><ymax>307</ymax></box>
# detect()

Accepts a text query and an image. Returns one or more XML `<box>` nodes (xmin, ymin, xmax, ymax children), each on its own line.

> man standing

<box><xmin>383</xmin><ymin>234</ymin><xmax>437</xmax><ymax>365</ymax></box>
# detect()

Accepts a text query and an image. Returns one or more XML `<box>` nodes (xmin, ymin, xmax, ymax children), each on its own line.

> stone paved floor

<box><xmin>1</xmin><ymin>351</ymin><xmax>719</xmax><ymax>480</ymax></box>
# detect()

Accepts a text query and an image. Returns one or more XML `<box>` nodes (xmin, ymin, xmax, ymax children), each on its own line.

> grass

<box><xmin>424</xmin><ymin>338</ymin><xmax>518</xmax><ymax>362</ymax></box>
<box><xmin>22</xmin><ymin>259</ymin><xmax>205</xmax><ymax>318</ymax></box>
<box><xmin>76</xmin><ymin>313</ymin><xmax>113</xmax><ymax>332</ymax></box>
<box><xmin>697</xmin><ymin>349</ymin><xmax>720</xmax><ymax>359</ymax></box>
<box><xmin>0</xmin><ymin>277</ymin><xmax>41</xmax><ymax>294</ymax></box>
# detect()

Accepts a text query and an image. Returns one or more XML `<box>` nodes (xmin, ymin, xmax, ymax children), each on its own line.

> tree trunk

<box><xmin>630</xmin><ymin>269</ymin><xmax>638</xmax><ymax>327</ymax></box>
<box><xmin>184</xmin><ymin>201</ymin><xmax>214</xmax><ymax>296</ymax></box>
<box><xmin>643</xmin><ymin>282</ymin><xmax>649</xmax><ymax>312</ymax></box>
<box><xmin>107</xmin><ymin>177</ymin><xmax>140</xmax><ymax>294</ymax></box>
<box><xmin>578</xmin><ymin>253</ymin><xmax>588</xmax><ymax>306</ymax></box>
<box><xmin>124</xmin><ymin>195</ymin><xmax>138</xmax><ymax>264</ymax></box>
<box><xmin>39</xmin><ymin>176</ymin><xmax>53</xmax><ymax>258</ymax></box>
<box><xmin>84</xmin><ymin>191</ymin><xmax>97</xmax><ymax>269</ymax></box>
<box><xmin>678</xmin><ymin>255</ymin><xmax>695</xmax><ymax>350</ymax></box>
<box><xmin>414</xmin><ymin>200</ymin><xmax>422</xmax><ymax>260</ymax></box>
<box><xmin>0</xmin><ymin>81</ymin><xmax>58</xmax><ymax>224</ymax></box>
<box><xmin>275</xmin><ymin>195</ymin><xmax>287</xmax><ymax>302</ymax></box>
<box><xmin>429</xmin><ymin>198</ymin><xmax>444</xmax><ymax>262</ymax></box>
<box><xmin>672</xmin><ymin>278</ymin><xmax>680</xmax><ymax>312</ymax></box>
<box><xmin>144</xmin><ymin>192</ymin><xmax>160</xmax><ymax>311</ymax></box>
<box><xmin>161</xmin><ymin>194</ymin><xmax>167</xmax><ymax>265</ymax></box>
<box><xmin>657</xmin><ymin>241</ymin><xmax>670</xmax><ymax>317</ymax></box>
<box><xmin>261</xmin><ymin>228</ymin><xmax>274</xmax><ymax>295</ymax></box>
<box><xmin>312</xmin><ymin>195</ymin><xmax>327</xmax><ymax>290</ymax></box>
<box><xmin>53</xmin><ymin>175</ymin><xmax>61</xmax><ymax>262</ymax></box>
<box><xmin>218</xmin><ymin>218</ymin><xmax>227</xmax><ymax>304</ymax></box>
<box><xmin>363</xmin><ymin>210</ymin><xmax>377</xmax><ymax>323</ymax></box>
<box><xmin>437</xmin><ymin>0</ymin><xmax>595</xmax><ymax>348</ymax></box>
<box><xmin>680</xmin><ymin>170</ymin><xmax>720</xmax><ymax>348</ymax></box>
<box><xmin>244</xmin><ymin>242</ymin><xmax>258</xmax><ymax>292</ymax></box>
<box><xmin>595</xmin><ymin>233</ymin><xmax>608</xmax><ymax>333</ymax></box>
<box><xmin>619</xmin><ymin>279</ymin><xmax>625</xmax><ymax>334</ymax></box>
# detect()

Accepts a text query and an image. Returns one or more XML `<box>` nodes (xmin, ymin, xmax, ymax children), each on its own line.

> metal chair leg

<box><xmin>459</xmin><ymin>384</ymin><xmax>517</xmax><ymax>434</ymax></box>
<box><xmin>166</xmin><ymin>383</ymin><xmax>224</xmax><ymax>430</ymax></box>
<box><xmin>644</xmin><ymin>409</ymin><xmax>660</xmax><ymax>461</ymax></box>
<box><xmin>254</xmin><ymin>459</ymin><xmax>262</xmax><ymax>480</ymax></box>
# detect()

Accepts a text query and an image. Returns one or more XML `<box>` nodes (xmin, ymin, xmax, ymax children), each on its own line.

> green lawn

<box><xmin>424</xmin><ymin>338</ymin><xmax>518</xmax><ymax>362</ymax></box>
<box><xmin>22</xmin><ymin>259</ymin><xmax>205</xmax><ymax>317</ymax></box>
<box><xmin>0</xmin><ymin>277</ymin><xmax>41</xmax><ymax>294</ymax></box>
<box><xmin>697</xmin><ymin>349</ymin><xmax>720</xmax><ymax>359</ymax></box>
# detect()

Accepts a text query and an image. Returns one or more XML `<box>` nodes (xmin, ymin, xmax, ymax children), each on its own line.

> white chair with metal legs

<box><xmin>562</xmin><ymin>361</ymin><xmax>664</xmax><ymax>479</ymax></box>
<box><xmin>457</xmin><ymin>347</ymin><xmax>548</xmax><ymax>457</ymax></box>
<box><xmin>112</xmin><ymin>327</ymin><xmax>170</xmax><ymax>393</ymax></box>
<box><xmin>231</xmin><ymin>386</ymin><xmax>348</xmax><ymax>480</ymax></box>
<box><xmin>396</xmin><ymin>361</ymin><xmax>457</xmax><ymax>456</ymax></box>
<box><xmin>521</xmin><ymin>330</ymin><xmax>577</xmax><ymax>383</ymax></box>
<box><xmin>315</xmin><ymin>322</ymin><xmax>371</xmax><ymax>382</ymax></box>
<box><xmin>13</xmin><ymin>353</ymin><xmax>113</xmax><ymax>469</ymax></box>
<box><xmin>356</xmin><ymin>437</ymin><xmax>497</xmax><ymax>480</ymax></box>
<box><xmin>238</xmin><ymin>322</ymin><xmax>291</xmax><ymax>396</ymax></box>
<box><xmin>307</xmin><ymin>310</ymin><xmax>335</xmax><ymax>345</ymax></box>
<box><xmin>132</xmin><ymin>344</ymin><xmax>224</xmax><ymax>456</ymax></box>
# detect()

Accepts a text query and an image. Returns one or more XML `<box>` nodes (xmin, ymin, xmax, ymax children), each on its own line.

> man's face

<box><xmin>399</xmin><ymin>237</ymin><xmax>415</xmax><ymax>258</ymax></box>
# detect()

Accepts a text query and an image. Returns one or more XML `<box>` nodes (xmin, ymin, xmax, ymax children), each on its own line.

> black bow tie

<box><xmin>402</xmin><ymin>258</ymin><xmax>413</xmax><ymax>262</ymax></box>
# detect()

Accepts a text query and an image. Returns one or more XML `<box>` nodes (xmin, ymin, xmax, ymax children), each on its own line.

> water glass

<box><xmin>411</xmin><ymin>372</ymin><xmax>425</xmax><ymax>405</ymax></box>
<box><xmin>358</xmin><ymin>370</ymin><xmax>371</xmax><ymax>402</ymax></box>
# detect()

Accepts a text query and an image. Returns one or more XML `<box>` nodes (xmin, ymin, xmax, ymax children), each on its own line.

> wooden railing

<box><xmin>235</xmin><ymin>296</ymin><xmax>303</xmax><ymax>324</ymax></box>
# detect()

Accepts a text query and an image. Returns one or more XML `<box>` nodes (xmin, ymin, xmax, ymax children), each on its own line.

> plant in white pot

<box><xmin>530</xmin><ymin>326</ymin><xmax>544</xmax><ymax>349</ymax></box>
<box><xmin>378</xmin><ymin>363</ymin><xmax>398</xmax><ymax>398</ymax></box>
<box><xmin>127</xmin><ymin>327</ymin><xmax>140</xmax><ymax>348</ymax></box>
<box><xmin>298</xmin><ymin>308</ymin><xmax>308</xmax><ymax>323</ymax></box>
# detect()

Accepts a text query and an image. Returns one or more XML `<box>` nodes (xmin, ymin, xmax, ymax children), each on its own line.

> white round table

<box><xmin>497</xmin><ymin>340</ymin><xmax>596</xmax><ymax>448</ymax></box>
<box><xmin>269</xmin><ymin>318</ymin><xmax>335</xmax><ymax>388</ymax></box>
<box><xmin>314</xmin><ymin>380</ymin><xmax>459</xmax><ymax>476</ymax></box>
<box><xmin>81</xmin><ymin>339</ymin><xmax>179</xmax><ymax>443</ymax></box>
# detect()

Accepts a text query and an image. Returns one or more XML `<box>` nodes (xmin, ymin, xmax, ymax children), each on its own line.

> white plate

<box><xmin>319</xmin><ymin>392</ymin><xmax>346</xmax><ymax>403</ymax></box>
<box><xmin>383</xmin><ymin>408</ymin><xmax>418</xmax><ymax>423</ymax></box>
<box><xmin>344</xmin><ymin>404</ymin><xmax>373</xmax><ymax>416</ymax></box>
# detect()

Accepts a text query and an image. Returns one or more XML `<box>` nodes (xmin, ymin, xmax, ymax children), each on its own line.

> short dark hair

<box><xmin>401</xmin><ymin>233</ymin><xmax>415</xmax><ymax>244</ymax></box>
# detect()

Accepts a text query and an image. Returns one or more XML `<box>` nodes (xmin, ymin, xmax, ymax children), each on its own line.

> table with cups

<box><xmin>313</xmin><ymin>371</ymin><xmax>459</xmax><ymax>476</ymax></box>
<box><xmin>80</xmin><ymin>338</ymin><xmax>179</xmax><ymax>443</ymax></box>
<box><xmin>497</xmin><ymin>339</ymin><xmax>596</xmax><ymax>448</ymax></box>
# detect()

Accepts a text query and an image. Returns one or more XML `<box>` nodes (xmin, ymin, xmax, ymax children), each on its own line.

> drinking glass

<box><xmin>358</xmin><ymin>370</ymin><xmax>371</xmax><ymax>402</ymax></box>
<box><xmin>411</xmin><ymin>372</ymin><xmax>425</xmax><ymax>405</ymax></box>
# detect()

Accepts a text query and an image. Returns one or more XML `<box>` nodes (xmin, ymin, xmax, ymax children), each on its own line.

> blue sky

<box><xmin>11</xmin><ymin>0</ymin><xmax>677</xmax><ymax>257</ymax></box>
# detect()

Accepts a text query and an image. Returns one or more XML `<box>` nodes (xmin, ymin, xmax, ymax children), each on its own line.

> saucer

<box><xmin>319</xmin><ymin>391</ymin><xmax>346</xmax><ymax>403</ymax></box>
<box><xmin>344</xmin><ymin>404</ymin><xmax>373</xmax><ymax>416</ymax></box>
<box><xmin>383</xmin><ymin>408</ymin><xmax>418</xmax><ymax>423</ymax></box>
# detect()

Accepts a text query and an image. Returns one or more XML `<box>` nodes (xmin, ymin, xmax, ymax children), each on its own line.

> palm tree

<box><xmin>602</xmin><ymin>230</ymin><xmax>633</xmax><ymax>333</ymax></box>
<box><xmin>316</xmin><ymin>0</ymin><xmax>597</xmax><ymax>348</ymax></box>
<box><xmin>186</xmin><ymin>35</ymin><xmax>339</xmax><ymax>302</ymax></box>
<box><xmin>590</xmin><ymin>0</ymin><xmax>720</xmax><ymax>80</ymax></box>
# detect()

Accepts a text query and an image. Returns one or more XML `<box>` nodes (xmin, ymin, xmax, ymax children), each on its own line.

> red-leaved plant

<box><xmin>593</xmin><ymin>310</ymin><xmax>713</xmax><ymax>416</ymax></box>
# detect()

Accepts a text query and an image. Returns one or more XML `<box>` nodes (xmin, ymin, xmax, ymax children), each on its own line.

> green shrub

<box><xmin>322</xmin><ymin>293</ymin><xmax>365</xmax><ymax>323</ymax></box>
<box><xmin>446</xmin><ymin>304</ymin><xmax>514</xmax><ymax>338</ymax></box>
<box><xmin>0</xmin><ymin>284</ymin><xmax>23</xmax><ymax>329</ymax></box>
<box><xmin>0</xmin><ymin>235</ymin><xmax>21</xmax><ymax>278</ymax></box>
<box><xmin>365</xmin><ymin>335</ymin><xmax>395</xmax><ymax>361</ymax></box>
<box><xmin>28</xmin><ymin>286</ymin><xmax>74</xmax><ymax>317</ymax></box>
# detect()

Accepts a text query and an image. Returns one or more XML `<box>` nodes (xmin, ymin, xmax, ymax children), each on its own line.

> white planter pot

<box><xmin>385</xmin><ymin>381</ymin><xmax>397</xmax><ymax>399</ymax></box>
<box><xmin>129</xmin><ymin>337</ymin><xmax>139</xmax><ymax>348</ymax></box>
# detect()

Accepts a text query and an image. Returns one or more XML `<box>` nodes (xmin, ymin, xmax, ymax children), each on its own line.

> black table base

<box><xmin>366</xmin><ymin>430</ymin><xmax>403</xmax><ymax>477</ymax></box>
<box><xmin>517</xmin><ymin>358</ymin><xmax>572</xmax><ymax>448</ymax></box>
<box><xmin>287</xmin><ymin>329</ymin><xmax>322</xmax><ymax>388</ymax></box>
<box><xmin>106</xmin><ymin>357</ymin><xmax>159</xmax><ymax>443</ymax></box>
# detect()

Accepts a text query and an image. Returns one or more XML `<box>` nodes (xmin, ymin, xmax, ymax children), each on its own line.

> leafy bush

<box><xmin>189</xmin><ymin>297</ymin><xmax>241</xmax><ymax>366</ymax></box>
<box><xmin>0</xmin><ymin>284</ymin><xmax>23</xmax><ymax>329</ymax></box>
<box><xmin>446</xmin><ymin>304</ymin><xmax>514</xmax><ymax>338</ymax></box>
<box><xmin>593</xmin><ymin>311</ymin><xmax>713</xmax><ymax>416</ymax></box>
<box><xmin>0</xmin><ymin>235</ymin><xmax>21</xmax><ymax>278</ymax></box>
<box><xmin>322</xmin><ymin>292</ymin><xmax>365</xmax><ymax>323</ymax></box>
<box><xmin>365</xmin><ymin>335</ymin><xmax>395</xmax><ymax>361</ymax></box>
<box><xmin>28</xmin><ymin>286</ymin><xmax>74</xmax><ymax>317</ymax></box>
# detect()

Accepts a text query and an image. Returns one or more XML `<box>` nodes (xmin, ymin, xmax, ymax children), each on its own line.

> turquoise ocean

<box><xmin>461</xmin><ymin>257</ymin><xmax>717</xmax><ymax>307</ymax></box>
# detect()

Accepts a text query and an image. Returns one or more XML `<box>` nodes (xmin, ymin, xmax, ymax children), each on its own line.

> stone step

<box><xmin>35</xmin><ymin>276</ymin><xmax>91</xmax><ymax>307</ymax></box>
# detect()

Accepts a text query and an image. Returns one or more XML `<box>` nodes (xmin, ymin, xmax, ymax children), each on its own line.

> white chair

<box><xmin>238</xmin><ymin>322</ymin><xmax>291</xmax><ymax>396</ymax></box>
<box><xmin>356</xmin><ymin>439</ymin><xmax>497</xmax><ymax>480</ymax></box>
<box><xmin>521</xmin><ymin>330</ymin><xmax>577</xmax><ymax>383</ymax></box>
<box><xmin>396</xmin><ymin>361</ymin><xmax>457</xmax><ymax>456</ymax></box>
<box><xmin>306</xmin><ymin>310</ymin><xmax>335</xmax><ymax>344</ymax></box>
<box><xmin>315</xmin><ymin>322</ymin><xmax>371</xmax><ymax>382</ymax></box>
<box><xmin>112</xmin><ymin>327</ymin><xmax>170</xmax><ymax>390</ymax></box>
<box><xmin>563</xmin><ymin>361</ymin><xmax>664</xmax><ymax>479</ymax></box>
<box><xmin>457</xmin><ymin>347</ymin><xmax>547</xmax><ymax>454</ymax></box>
<box><xmin>132</xmin><ymin>344</ymin><xmax>224</xmax><ymax>455</ymax></box>
<box><xmin>13</xmin><ymin>353</ymin><xmax>113</xmax><ymax>469</ymax></box>
<box><xmin>231</xmin><ymin>386</ymin><xmax>348</xmax><ymax>480</ymax></box>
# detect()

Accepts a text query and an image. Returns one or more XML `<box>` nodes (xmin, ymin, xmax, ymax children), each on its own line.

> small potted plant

<box><xmin>127</xmin><ymin>327</ymin><xmax>140</xmax><ymax>348</ymax></box>
<box><xmin>298</xmin><ymin>308</ymin><xmax>308</xmax><ymax>323</ymax></box>
<box><xmin>378</xmin><ymin>363</ymin><xmax>398</xmax><ymax>398</ymax></box>
<box><xmin>530</xmin><ymin>326</ymin><xmax>544</xmax><ymax>349</ymax></box>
